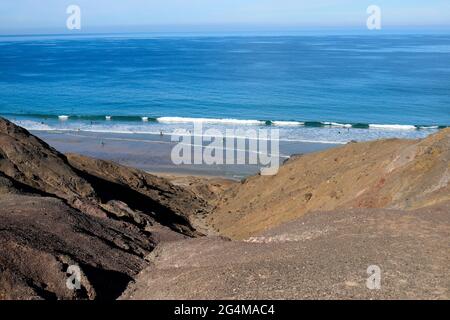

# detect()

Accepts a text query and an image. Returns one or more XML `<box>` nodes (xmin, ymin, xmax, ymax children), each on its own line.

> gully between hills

<box><xmin>0</xmin><ymin>117</ymin><xmax>449</xmax><ymax>299</ymax></box>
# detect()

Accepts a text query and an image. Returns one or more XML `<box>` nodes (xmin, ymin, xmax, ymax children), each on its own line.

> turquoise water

<box><xmin>0</xmin><ymin>33</ymin><xmax>449</xmax><ymax>143</ymax></box>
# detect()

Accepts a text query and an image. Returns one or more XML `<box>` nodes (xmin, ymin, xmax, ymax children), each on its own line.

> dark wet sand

<box><xmin>34</xmin><ymin>130</ymin><xmax>339</xmax><ymax>180</ymax></box>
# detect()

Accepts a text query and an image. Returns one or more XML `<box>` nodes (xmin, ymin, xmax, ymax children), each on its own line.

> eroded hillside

<box><xmin>209</xmin><ymin>128</ymin><xmax>450</xmax><ymax>239</ymax></box>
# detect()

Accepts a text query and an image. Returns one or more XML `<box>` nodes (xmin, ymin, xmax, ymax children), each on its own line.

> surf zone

<box><xmin>170</xmin><ymin>122</ymin><xmax>280</xmax><ymax>175</ymax></box>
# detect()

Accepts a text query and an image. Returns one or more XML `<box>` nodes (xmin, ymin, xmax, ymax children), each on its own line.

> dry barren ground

<box><xmin>122</xmin><ymin>203</ymin><xmax>450</xmax><ymax>300</ymax></box>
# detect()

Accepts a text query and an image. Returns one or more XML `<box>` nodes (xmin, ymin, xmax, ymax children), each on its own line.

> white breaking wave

<box><xmin>10</xmin><ymin>118</ymin><xmax>438</xmax><ymax>146</ymax></box>
<box><xmin>12</xmin><ymin>119</ymin><xmax>347</xmax><ymax>144</ymax></box>
<box><xmin>58</xmin><ymin>115</ymin><xmax>69</xmax><ymax>121</ymax></box>
<box><xmin>369</xmin><ymin>124</ymin><xmax>416</xmax><ymax>130</ymax></box>
<box><xmin>272</xmin><ymin>121</ymin><xmax>304</xmax><ymax>126</ymax></box>
<box><xmin>323</xmin><ymin>122</ymin><xmax>353</xmax><ymax>128</ymax></box>
<box><xmin>417</xmin><ymin>125</ymin><xmax>439</xmax><ymax>130</ymax></box>
<box><xmin>157</xmin><ymin>117</ymin><xmax>265</xmax><ymax>125</ymax></box>
<box><xmin>12</xmin><ymin>120</ymin><xmax>54</xmax><ymax>131</ymax></box>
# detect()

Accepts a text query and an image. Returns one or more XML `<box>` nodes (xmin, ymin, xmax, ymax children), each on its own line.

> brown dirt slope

<box><xmin>209</xmin><ymin>128</ymin><xmax>450</xmax><ymax>239</ymax></box>
<box><xmin>121</xmin><ymin>202</ymin><xmax>450</xmax><ymax>300</ymax></box>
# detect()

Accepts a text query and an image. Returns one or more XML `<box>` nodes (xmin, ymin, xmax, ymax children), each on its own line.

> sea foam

<box><xmin>272</xmin><ymin>121</ymin><xmax>304</xmax><ymax>126</ymax></box>
<box><xmin>157</xmin><ymin>117</ymin><xmax>265</xmax><ymax>125</ymax></box>
<box><xmin>369</xmin><ymin>124</ymin><xmax>417</xmax><ymax>130</ymax></box>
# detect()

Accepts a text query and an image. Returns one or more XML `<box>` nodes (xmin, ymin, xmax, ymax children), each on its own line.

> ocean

<box><xmin>1</xmin><ymin>33</ymin><xmax>449</xmax><ymax>144</ymax></box>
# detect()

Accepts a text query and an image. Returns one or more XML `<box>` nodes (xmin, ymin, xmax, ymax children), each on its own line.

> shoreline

<box><xmin>10</xmin><ymin>116</ymin><xmax>443</xmax><ymax>147</ymax></box>
<box><xmin>32</xmin><ymin>129</ymin><xmax>340</xmax><ymax>179</ymax></box>
<box><xmin>6</xmin><ymin>113</ymin><xmax>449</xmax><ymax>130</ymax></box>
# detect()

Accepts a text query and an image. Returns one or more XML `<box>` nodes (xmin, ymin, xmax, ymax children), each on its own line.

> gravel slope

<box><xmin>122</xmin><ymin>202</ymin><xmax>450</xmax><ymax>300</ymax></box>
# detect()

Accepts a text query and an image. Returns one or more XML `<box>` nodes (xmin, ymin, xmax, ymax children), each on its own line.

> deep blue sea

<box><xmin>1</xmin><ymin>33</ymin><xmax>449</xmax><ymax>143</ymax></box>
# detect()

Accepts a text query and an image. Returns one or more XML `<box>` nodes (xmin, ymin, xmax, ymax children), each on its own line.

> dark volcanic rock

<box><xmin>0</xmin><ymin>194</ymin><xmax>155</xmax><ymax>300</ymax></box>
<box><xmin>0</xmin><ymin>117</ymin><xmax>206</xmax><ymax>299</ymax></box>
<box><xmin>0</xmin><ymin>118</ymin><xmax>105</xmax><ymax>217</ymax></box>
<box><xmin>0</xmin><ymin>172</ymin><xmax>33</xmax><ymax>195</ymax></box>
<box><xmin>66</xmin><ymin>153</ymin><xmax>209</xmax><ymax>236</ymax></box>
<box><xmin>0</xmin><ymin>117</ymin><xmax>203</xmax><ymax>235</ymax></box>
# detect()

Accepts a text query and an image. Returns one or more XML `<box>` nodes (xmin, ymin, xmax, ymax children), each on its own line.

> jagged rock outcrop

<box><xmin>0</xmin><ymin>117</ymin><xmax>207</xmax><ymax>299</ymax></box>
<box><xmin>66</xmin><ymin>153</ymin><xmax>211</xmax><ymax>235</ymax></box>
<box><xmin>0</xmin><ymin>117</ymin><xmax>204</xmax><ymax>236</ymax></box>
<box><xmin>0</xmin><ymin>118</ymin><xmax>103</xmax><ymax>217</ymax></box>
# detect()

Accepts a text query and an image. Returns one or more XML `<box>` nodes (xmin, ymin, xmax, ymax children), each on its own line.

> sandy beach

<box><xmin>33</xmin><ymin>130</ymin><xmax>339</xmax><ymax>180</ymax></box>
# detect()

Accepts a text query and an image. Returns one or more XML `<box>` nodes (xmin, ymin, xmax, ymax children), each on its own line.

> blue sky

<box><xmin>1</xmin><ymin>0</ymin><xmax>449</xmax><ymax>34</ymax></box>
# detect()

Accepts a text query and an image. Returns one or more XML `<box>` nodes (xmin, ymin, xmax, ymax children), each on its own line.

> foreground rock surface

<box><xmin>0</xmin><ymin>117</ymin><xmax>206</xmax><ymax>299</ymax></box>
<box><xmin>122</xmin><ymin>202</ymin><xmax>450</xmax><ymax>300</ymax></box>
<box><xmin>0</xmin><ymin>118</ymin><xmax>205</xmax><ymax>236</ymax></box>
<box><xmin>0</xmin><ymin>195</ymin><xmax>156</xmax><ymax>300</ymax></box>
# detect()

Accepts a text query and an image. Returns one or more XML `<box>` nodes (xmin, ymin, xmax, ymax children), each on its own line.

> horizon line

<box><xmin>1</xmin><ymin>25</ymin><xmax>450</xmax><ymax>37</ymax></box>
